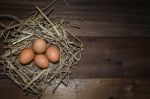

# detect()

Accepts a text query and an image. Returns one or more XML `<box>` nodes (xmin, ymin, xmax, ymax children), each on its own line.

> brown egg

<box><xmin>19</xmin><ymin>48</ymin><xmax>35</xmax><ymax>65</ymax></box>
<box><xmin>33</xmin><ymin>38</ymin><xmax>47</xmax><ymax>54</ymax></box>
<box><xmin>46</xmin><ymin>45</ymin><xmax>60</xmax><ymax>63</ymax></box>
<box><xmin>34</xmin><ymin>54</ymin><xmax>49</xmax><ymax>69</ymax></box>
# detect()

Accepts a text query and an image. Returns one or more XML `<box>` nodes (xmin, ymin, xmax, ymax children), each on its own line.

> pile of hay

<box><xmin>0</xmin><ymin>6</ymin><xmax>83</xmax><ymax>96</ymax></box>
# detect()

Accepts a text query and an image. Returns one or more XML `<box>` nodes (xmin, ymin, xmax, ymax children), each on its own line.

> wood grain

<box><xmin>71</xmin><ymin>37</ymin><xmax>150</xmax><ymax>78</ymax></box>
<box><xmin>1</xmin><ymin>37</ymin><xmax>150</xmax><ymax>78</ymax></box>
<box><xmin>0</xmin><ymin>0</ymin><xmax>150</xmax><ymax>98</ymax></box>
<box><xmin>0</xmin><ymin>0</ymin><xmax>150</xmax><ymax>37</ymax></box>
<box><xmin>0</xmin><ymin>78</ymin><xmax>150</xmax><ymax>99</ymax></box>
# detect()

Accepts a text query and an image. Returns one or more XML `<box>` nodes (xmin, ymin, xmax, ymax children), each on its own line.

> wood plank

<box><xmin>0</xmin><ymin>0</ymin><xmax>150</xmax><ymax>37</ymax></box>
<box><xmin>1</xmin><ymin>0</ymin><xmax>150</xmax><ymax>19</ymax></box>
<box><xmin>0</xmin><ymin>79</ymin><xmax>37</xmax><ymax>99</ymax></box>
<box><xmin>0</xmin><ymin>78</ymin><xmax>150</xmax><ymax>99</ymax></box>
<box><xmin>71</xmin><ymin>37</ymin><xmax>150</xmax><ymax>78</ymax></box>
<box><xmin>1</xmin><ymin>19</ymin><xmax>150</xmax><ymax>37</ymax></box>
<box><xmin>65</xmin><ymin>22</ymin><xmax>150</xmax><ymax>37</ymax></box>
<box><xmin>1</xmin><ymin>37</ymin><xmax>150</xmax><ymax>78</ymax></box>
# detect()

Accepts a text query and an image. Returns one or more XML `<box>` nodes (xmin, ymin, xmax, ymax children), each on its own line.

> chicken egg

<box><xmin>34</xmin><ymin>54</ymin><xmax>49</xmax><ymax>69</ymax></box>
<box><xmin>19</xmin><ymin>48</ymin><xmax>35</xmax><ymax>65</ymax></box>
<box><xmin>33</xmin><ymin>38</ymin><xmax>47</xmax><ymax>54</ymax></box>
<box><xmin>46</xmin><ymin>45</ymin><xmax>60</xmax><ymax>63</ymax></box>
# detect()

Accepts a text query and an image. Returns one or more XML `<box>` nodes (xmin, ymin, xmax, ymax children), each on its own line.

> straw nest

<box><xmin>0</xmin><ymin>6</ymin><xmax>84</xmax><ymax>96</ymax></box>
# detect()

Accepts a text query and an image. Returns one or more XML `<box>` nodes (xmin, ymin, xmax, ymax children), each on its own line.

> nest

<box><xmin>0</xmin><ymin>6</ymin><xmax>83</xmax><ymax>96</ymax></box>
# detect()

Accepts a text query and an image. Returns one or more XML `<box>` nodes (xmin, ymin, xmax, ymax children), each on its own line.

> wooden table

<box><xmin>0</xmin><ymin>0</ymin><xmax>150</xmax><ymax>99</ymax></box>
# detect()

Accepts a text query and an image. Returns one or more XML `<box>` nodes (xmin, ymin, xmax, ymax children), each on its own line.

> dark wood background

<box><xmin>0</xmin><ymin>0</ymin><xmax>150</xmax><ymax>99</ymax></box>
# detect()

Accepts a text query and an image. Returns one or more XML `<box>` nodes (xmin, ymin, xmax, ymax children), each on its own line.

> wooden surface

<box><xmin>0</xmin><ymin>0</ymin><xmax>150</xmax><ymax>99</ymax></box>
<box><xmin>0</xmin><ymin>0</ymin><xmax>150</xmax><ymax>78</ymax></box>
<box><xmin>71</xmin><ymin>37</ymin><xmax>150</xmax><ymax>78</ymax></box>
<box><xmin>1</xmin><ymin>78</ymin><xmax>150</xmax><ymax>99</ymax></box>
<box><xmin>1</xmin><ymin>0</ymin><xmax>150</xmax><ymax>37</ymax></box>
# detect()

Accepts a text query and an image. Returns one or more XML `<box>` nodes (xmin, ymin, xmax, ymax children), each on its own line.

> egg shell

<box><xmin>19</xmin><ymin>48</ymin><xmax>35</xmax><ymax>65</ymax></box>
<box><xmin>33</xmin><ymin>38</ymin><xmax>47</xmax><ymax>54</ymax></box>
<box><xmin>46</xmin><ymin>45</ymin><xmax>60</xmax><ymax>63</ymax></box>
<box><xmin>34</xmin><ymin>54</ymin><xmax>49</xmax><ymax>69</ymax></box>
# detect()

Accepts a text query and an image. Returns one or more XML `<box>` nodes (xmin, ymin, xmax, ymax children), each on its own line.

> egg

<box><xmin>33</xmin><ymin>38</ymin><xmax>47</xmax><ymax>54</ymax></box>
<box><xmin>19</xmin><ymin>48</ymin><xmax>35</xmax><ymax>65</ymax></box>
<box><xmin>46</xmin><ymin>45</ymin><xmax>60</xmax><ymax>63</ymax></box>
<box><xmin>34</xmin><ymin>54</ymin><xmax>49</xmax><ymax>69</ymax></box>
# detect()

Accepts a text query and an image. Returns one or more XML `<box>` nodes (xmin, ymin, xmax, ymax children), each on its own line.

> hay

<box><xmin>0</xmin><ymin>6</ymin><xmax>84</xmax><ymax>96</ymax></box>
